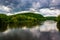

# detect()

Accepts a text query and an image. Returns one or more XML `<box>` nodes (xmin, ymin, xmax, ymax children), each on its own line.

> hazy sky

<box><xmin>0</xmin><ymin>0</ymin><xmax>60</xmax><ymax>16</ymax></box>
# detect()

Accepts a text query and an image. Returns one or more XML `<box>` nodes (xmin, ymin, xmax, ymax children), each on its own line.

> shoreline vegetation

<box><xmin>0</xmin><ymin>12</ymin><xmax>60</xmax><ymax>32</ymax></box>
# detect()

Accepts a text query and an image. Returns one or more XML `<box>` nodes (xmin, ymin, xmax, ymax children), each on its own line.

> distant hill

<box><xmin>0</xmin><ymin>12</ymin><xmax>45</xmax><ymax>31</ymax></box>
<box><xmin>8</xmin><ymin>12</ymin><xmax>45</xmax><ymax>28</ymax></box>
<box><xmin>45</xmin><ymin>16</ymin><xmax>57</xmax><ymax>21</ymax></box>
<box><xmin>15</xmin><ymin>12</ymin><xmax>45</xmax><ymax>21</ymax></box>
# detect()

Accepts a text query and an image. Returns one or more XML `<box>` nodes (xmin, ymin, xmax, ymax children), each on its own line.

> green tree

<box><xmin>8</xmin><ymin>15</ymin><xmax>18</xmax><ymax>28</ymax></box>
<box><xmin>0</xmin><ymin>14</ymin><xmax>8</xmax><ymax>32</ymax></box>
<box><xmin>56</xmin><ymin>15</ymin><xmax>60</xmax><ymax>31</ymax></box>
<box><xmin>8</xmin><ymin>12</ymin><xmax>44</xmax><ymax>28</ymax></box>
<box><xmin>45</xmin><ymin>16</ymin><xmax>57</xmax><ymax>21</ymax></box>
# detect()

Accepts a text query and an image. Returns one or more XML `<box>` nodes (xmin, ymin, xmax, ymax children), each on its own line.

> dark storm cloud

<box><xmin>0</xmin><ymin>0</ymin><xmax>60</xmax><ymax>13</ymax></box>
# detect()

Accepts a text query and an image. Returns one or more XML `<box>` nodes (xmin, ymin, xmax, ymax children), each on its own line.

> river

<box><xmin>0</xmin><ymin>20</ymin><xmax>60</xmax><ymax>40</ymax></box>
<box><xmin>40</xmin><ymin>20</ymin><xmax>58</xmax><ymax>31</ymax></box>
<box><xmin>29</xmin><ymin>20</ymin><xmax>58</xmax><ymax>31</ymax></box>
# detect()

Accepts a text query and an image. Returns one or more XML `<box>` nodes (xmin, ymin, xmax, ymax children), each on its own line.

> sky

<box><xmin>0</xmin><ymin>0</ymin><xmax>60</xmax><ymax>16</ymax></box>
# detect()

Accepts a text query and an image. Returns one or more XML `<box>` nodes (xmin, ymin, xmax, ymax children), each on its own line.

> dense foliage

<box><xmin>8</xmin><ymin>12</ymin><xmax>45</xmax><ymax>28</ymax></box>
<box><xmin>45</xmin><ymin>16</ymin><xmax>57</xmax><ymax>21</ymax></box>
<box><xmin>0</xmin><ymin>14</ymin><xmax>8</xmax><ymax>32</ymax></box>
<box><xmin>56</xmin><ymin>15</ymin><xmax>60</xmax><ymax>31</ymax></box>
<box><xmin>0</xmin><ymin>12</ymin><xmax>45</xmax><ymax>32</ymax></box>
<box><xmin>1</xmin><ymin>12</ymin><xmax>60</xmax><ymax>32</ymax></box>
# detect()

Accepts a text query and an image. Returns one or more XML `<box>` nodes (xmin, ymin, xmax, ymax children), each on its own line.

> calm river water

<box><xmin>0</xmin><ymin>20</ymin><xmax>60</xmax><ymax>40</ymax></box>
<box><xmin>29</xmin><ymin>20</ymin><xmax>58</xmax><ymax>31</ymax></box>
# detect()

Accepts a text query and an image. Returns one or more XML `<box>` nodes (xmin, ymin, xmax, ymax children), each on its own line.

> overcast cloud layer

<box><xmin>0</xmin><ymin>0</ymin><xmax>60</xmax><ymax>16</ymax></box>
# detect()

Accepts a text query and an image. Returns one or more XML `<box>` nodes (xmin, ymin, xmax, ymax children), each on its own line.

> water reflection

<box><xmin>0</xmin><ymin>20</ymin><xmax>60</xmax><ymax>40</ymax></box>
<box><xmin>29</xmin><ymin>20</ymin><xmax>58</xmax><ymax>31</ymax></box>
<box><xmin>40</xmin><ymin>20</ymin><xmax>58</xmax><ymax>31</ymax></box>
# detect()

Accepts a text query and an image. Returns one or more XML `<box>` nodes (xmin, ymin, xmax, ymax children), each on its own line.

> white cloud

<box><xmin>40</xmin><ymin>8</ymin><xmax>60</xmax><ymax>17</ymax></box>
<box><xmin>0</xmin><ymin>0</ymin><xmax>60</xmax><ymax>13</ymax></box>
<box><xmin>51</xmin><ymin>0</ymin><xmax>60</xmax><ymax>6</ymax></box>
<box><xmin>32</xmin><ymin>2</ymin><xmax>41</xmax><ymax>9</ymax></box>
<box><xmin>0</xmin><ymin>5</ymin><xmax>12</xmax><ymax>12</ymax></box>
<box><xmin>29</xmin><ymin>8</ymin><xmax>36</xmax><ymax>12</ymax></box>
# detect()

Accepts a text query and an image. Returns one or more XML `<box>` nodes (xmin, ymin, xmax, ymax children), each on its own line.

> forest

<box><xmin>0</xmin><ymin>12</ymin><xmax>60</xmax><ymax>32</ymax></box>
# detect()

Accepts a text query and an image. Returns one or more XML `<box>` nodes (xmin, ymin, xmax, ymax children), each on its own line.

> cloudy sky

<box><xmin>0</xmin><ymin>0</ymin><xmax>60</xmax><ymax>16</ymax></box>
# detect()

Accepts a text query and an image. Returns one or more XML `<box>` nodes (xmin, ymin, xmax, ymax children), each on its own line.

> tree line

<box><xmin>0</xmin><ymin>12</ymin><xmax>45</xmax><ymax>32</ymax></box>
<box><xmin>0</xmin><ymin>12</ymin><xmax>60</xmax><ymax>32</ymax></box>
